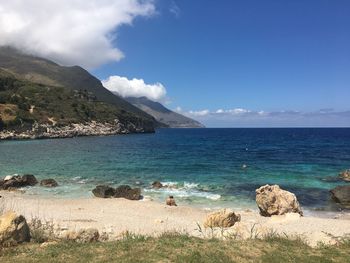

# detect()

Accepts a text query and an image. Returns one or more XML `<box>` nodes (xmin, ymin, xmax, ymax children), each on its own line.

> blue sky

<box><xmin>93</xmin><ymin>0</ymin><xmax>350</xmax><ymax>126</ymax></box>
<box><xmin>1</xmin><ymin>0</ymin><xmax>349</xmax><ymax>127</ymax></box>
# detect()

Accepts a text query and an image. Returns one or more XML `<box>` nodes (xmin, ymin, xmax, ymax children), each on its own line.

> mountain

<box><xmin>125</xmin><ymin>96</ymin><xmax>204</xmax><ymax>128</ymax></box>
<box><xmin>0</xmin><ymin>47</ymin><xmax>157</xmax><ymax>139</ymax></box>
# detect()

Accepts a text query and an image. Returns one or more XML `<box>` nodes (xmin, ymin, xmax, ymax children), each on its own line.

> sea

<box><xmin>1</xmin><ymin>128</ymin><xmax>349</xmax><ymax>213</ymax></box>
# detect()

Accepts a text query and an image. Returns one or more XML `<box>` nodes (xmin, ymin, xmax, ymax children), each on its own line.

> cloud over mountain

<box><xmin>0</xmin><ymin>0</ymin><xmax>155</xmax><ymax>69</ymax></box>
<box><xmin>102</xmin><ymin>75</ymin><xmax>167</xmax><ymax>102</ymax></box>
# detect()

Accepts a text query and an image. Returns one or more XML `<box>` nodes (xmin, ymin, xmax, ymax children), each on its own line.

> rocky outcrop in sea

<box><xmin>0</xmin><ymin>119</ymin><xmax>154</xmax><ymax>140</ymax></box>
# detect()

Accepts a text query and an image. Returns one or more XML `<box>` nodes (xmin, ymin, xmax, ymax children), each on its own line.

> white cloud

<box><xmin>102</xmin><ymin>75</ymin><xmax>167</xmax><ymax>102</ymax></box>
<box><xmin>188</xmin><ymin>109</ymin><xmax>210</xmax><ymax>117</ymax></box>
<box><xmin>213</xmin><ymin>108</ymin><xmax>251</xmax><ymax>115</ymax></box>
<box><xmin>0</xmin><ymin>0</ymin><xmax>155</xmax><ymax>69</ymax></box>
<box><xmin>174</xmin><ymin>106</ymin><xmax>182</xmax><ymax>112</ymax></box>
<box><xmin>180</xmin><ymin>108</ymin><xmax>350</xmax><ymax>127</ymax></box>
<box><xmin>169</xmin><ymin>1</ymin><xmax>181</xmax><ymax>18</ymax></box>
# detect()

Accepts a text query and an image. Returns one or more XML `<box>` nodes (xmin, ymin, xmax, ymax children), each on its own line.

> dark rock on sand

<box><xmin>114</xmin><ymin>185</ymin><xmax>141</xmax><ymax>200</ymax></box>
<box><xmin>152</xmin><ymin>181</ymin><xmax>163</xmax><ymax>189</ymax></box>
<box><xmin>40</xmin><ymin>179</ymin><xmax>58</xmax><ymax>187</ymax></box>
<box><xmin>92</xmin><ymin>185</ymin><xmax>116</xmax><ymax>198</ymax></box>
<box><xmin>330</xmin><ymin>185</ymin><xmax>350</xmax><ymax>209</ymax></box>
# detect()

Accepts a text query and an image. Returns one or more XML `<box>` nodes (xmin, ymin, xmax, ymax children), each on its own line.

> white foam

<box><xmin>184</xmin><ymin>182</ymin><xmax>199</xmax><ymax>189</ymax></box>
<box><xmin>145</xmin><ymin>181</ymin><xmax>221</xmax><ymax>201</ymax></box>
<box><xmin>72</xmin><ymin>176</ymin><xmax>82</xmax><ymax>181</ymax></box>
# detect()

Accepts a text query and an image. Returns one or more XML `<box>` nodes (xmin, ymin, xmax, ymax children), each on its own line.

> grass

<box><xmin>0</xmin><ymin>233</ymin><xmax>350</xmax><ymax>263</ymax></box>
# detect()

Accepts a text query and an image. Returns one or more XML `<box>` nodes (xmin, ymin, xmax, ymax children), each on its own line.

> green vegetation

<box><xmin>0</xmin><ymin>72</ymin><xmax>151</xmax><ymax>130</ymax></box>
<box><xmin>0</xmin><ymin>234</ymin><xmax>350</xmax><ymax>263</ymax></box>
<box><xmin>0</xmin><ymin>47</ymin><xmax>156</xmax><ymax>129</ymax></box>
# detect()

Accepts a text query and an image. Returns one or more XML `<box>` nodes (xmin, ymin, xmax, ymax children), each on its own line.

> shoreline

<box><xmin>1</xmin><ymin>190</ymin><xmax>350</xmax><ymax>246</ymax></box>
<box><xmin>0</xmin><ymin>121</ymin><xmax>155</xmax><ymax>141</ymax></box>
<box><xmin>1</xmin><ymin>179</ymin><xmax>346</xmax><ymax>218</ymax></box>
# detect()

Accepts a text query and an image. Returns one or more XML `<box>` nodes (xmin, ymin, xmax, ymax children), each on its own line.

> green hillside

<box><xmin>0</xmin><ymin>47</ymin><xmax>157</xmax><ymax>134</ymax></box>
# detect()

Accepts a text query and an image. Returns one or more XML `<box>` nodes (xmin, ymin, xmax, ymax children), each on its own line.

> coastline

<box><xmin>0</xmin><ymin>121</ymin><xmax>155</xmax><ymax>140</ymax></box>
<box><xmin>1</xmin><ymin>191</ymin><xmax>349</xmax><ymax>246</ymax></box>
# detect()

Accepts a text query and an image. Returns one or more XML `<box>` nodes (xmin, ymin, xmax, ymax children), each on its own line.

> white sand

<box><xmin>1</xmin><ymin>191</ymin><xmax>349</xmax><ymax>246</ymax></box>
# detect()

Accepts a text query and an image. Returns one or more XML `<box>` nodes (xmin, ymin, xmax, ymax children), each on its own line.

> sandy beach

<box><xmin>1</xmin><ymin>191</ymin><xmax>349</xmax><ymax>247</ymax></box>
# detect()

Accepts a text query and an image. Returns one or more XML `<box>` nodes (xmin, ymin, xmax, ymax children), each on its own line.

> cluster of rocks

<box><xmin>0</xmin><ymin>120</ymin><xmax>150</xmax><ymax>140</ymax></box>
<box><xmin>92</xmin><ymin>181</ymin><xmax>179</xmax><ymax>206</ymax></box>
<box><xmin>201</xmin><ymin>176</ymin><xmax>350</xmax><ymax>230</ymax></box>
<box><xmin>0</xmin><ymin>174</ymin><xmax>58</xmax><ymax>190</ymax></box>
<box><xmin>92</xmin><ymin>185</ymin><xmax>141</xmax><ymax>200</ymax></box>
<box><xmin>203</xmin><ymin>184</ymin><xmax>302</xmax><ymax>229</ymax></box>
<box><xmin>0</xmin><ymin>211</ymin><xmax>105</xmax><ymax>246</ymax></box>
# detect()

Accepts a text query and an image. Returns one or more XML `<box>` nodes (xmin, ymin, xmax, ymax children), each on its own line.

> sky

<box><xmin>0</xmin><ymin>0</ymin><xmax>349</xmax><ymax>127</ymax></box>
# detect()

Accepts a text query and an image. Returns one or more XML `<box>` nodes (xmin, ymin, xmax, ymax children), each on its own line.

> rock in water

<box><xmin>255</xmin><ymin>184</ymin><xmax>303</xmax><ymax>216</ymax></box>
<box><xmin>0</xmin><ymin>174</ymin><xmax>38</xmax><ymax>190</ymax></box>
<box><xmin>4</xmin><ymin>175</ymin><xmax>15</xmax><ymax>181</ymax></box>
<box><xmin>203</xmin><ymin>209</ymin><xmax>241</xmax><ymax>228</ymax></box>
<box><xmin>40</xmin><ymin>179</ymin><xmax>58</xmax><ymax>187</ymax></box>
<box><xmin>166</xmin><ymin>196</ymin><xmax>177</xmax><ymax>206</ymax></box>
<box><xmin>114</xmin><ymin>185</ymin><xmax>141</xmax><ymax>200</ymax></box>
<box><xmin>339</xmin><ymin>170</ymin><xmax>350</xmax><ymax>182</ymax></box>
<box><xmin>330</xmin><ymin>185</ymin><xmax>350</xmax><ymax>208</ymax></box>
<box><xmin>21</xmin><ymin>174</ymin><xmax>38</xmax><ymax>186</ymax></box>
<box><xmin>0</xmin><ymin>211</ymin><xmax>30</xmax><ymax>246</ymax></box>
<box><xmin>92</xmin><ymin>185</ymin><xmax>116</xmax><ymax>198</ymax></box>
<box><xmin>152</xmin><ymin>181</ymin><xmax>163</xmax><ymax>189</ymax></box>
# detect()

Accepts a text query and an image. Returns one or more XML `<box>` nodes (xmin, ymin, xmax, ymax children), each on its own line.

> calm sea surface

<box><xmin>1</xmin><ymin>128</ymin><xmax>349</xmax><ymax>212</ymax></box>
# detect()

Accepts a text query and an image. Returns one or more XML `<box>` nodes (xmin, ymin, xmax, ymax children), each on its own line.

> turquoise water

<box><xmin>0</xmin><ymin>128</ymin><xmax>349</xmax><ymax>211</ymax></box>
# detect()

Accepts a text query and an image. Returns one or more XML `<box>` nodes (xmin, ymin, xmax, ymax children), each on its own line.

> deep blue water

<box><xmin>0</xmin><ymin>128</ymin><xmax>349</xmax><ymax>211</ymax></box>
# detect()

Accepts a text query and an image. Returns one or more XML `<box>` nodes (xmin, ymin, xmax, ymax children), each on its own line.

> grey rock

<box><xmin>0</xmin><ymin>174</ymin><xmax>38</xmax><ymax>190</ymax></box>
<box><xmin>40</xmin><ymin>179</ymin><xmax>58</xmax><ymax>187</ymax></box>
<box><xmin>114</xmin><ymin>185</ymin><xmax>141</xmax><ymax>200</ymax></box>
<box><xmin>152</xmin><ymin>181</ymin><xmax>163</xmax><ymax>189</ymax></box>
<box><xmin>21</xmin><ymin>174</ymin><xmax>38</xmax><ymax>186</ymax></box>
<box><xmin>92</xmin><ymin>185</ymin><xmax>116</xmax><ymax>198</ymax></box>
<box><xmin>0</xmin><ymin>212</ymin><xmax>31</xmax><ymax>246</ymax></box>
<box><xmin>330</xmin><ymin>185</ymin><xmax>350</xmax><ymax>208</ymax></box>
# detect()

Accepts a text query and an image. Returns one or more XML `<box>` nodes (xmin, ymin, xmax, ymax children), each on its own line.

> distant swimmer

<box><xmin>242</xmin><ymin>164</ymin><xmax>247</xmax><ymax>169</ymax></box>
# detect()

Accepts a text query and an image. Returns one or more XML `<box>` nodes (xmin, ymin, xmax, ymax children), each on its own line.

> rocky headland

<box><xmin>0</xmin><ymin>120</ymin><xmax>152</xmax><ymax>140</ymax></box>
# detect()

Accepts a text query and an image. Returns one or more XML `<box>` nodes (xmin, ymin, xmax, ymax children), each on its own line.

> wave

<box><xmin>144</xmin><ymin>181</ymin><xmax>221</xmax><ymax>201</ymax></box>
